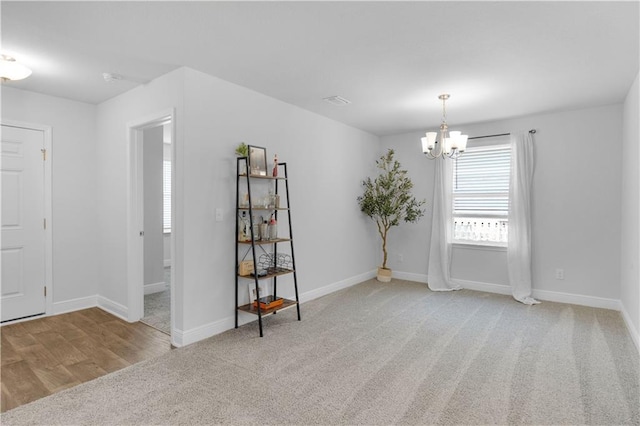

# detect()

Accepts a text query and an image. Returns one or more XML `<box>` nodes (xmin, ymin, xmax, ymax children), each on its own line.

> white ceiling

<box><xmin>2</xmin><ymin>1</ymin><xmax>638</xmax><ymax>136</ymax></box>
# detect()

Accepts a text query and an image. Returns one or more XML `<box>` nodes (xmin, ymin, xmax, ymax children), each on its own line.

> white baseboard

<box><xmin>52</xmin><ymin>295</ymin><xmax>98</xmax><ymax>315</ymax></box>
<box><xmin>531</xmin><ymin>289</ymin><xmax>620</xmax><ymax>311</ymax></box>
<box><xmin>49</xmin><ymin>294</ymin><xmax>128</xmax><ymax>323</ymax></box>
<box><xmin>392</xmin><ymin>271</ymin><xmax>427</xmax><ymax>283</ymax></box>
<box><xmin>164</xmin><ymin>259</ymin><xmax>171</xmax><ymax>268</ymax></box>
<box><xmin>297</xmin><ymin>270</ymin><xmax>376</xmax><ymax>303</ymax></box>
<box><xmin>173</xmin><ymin>270</ymin><xmax>377</xmax><ymax>347</ymax></box>
<box><xmin>400</xmin><ymin>274</ymin><xmax>621</xmax><ymax>311</ymax></box>
<box><xmin>171</xmin><ymin>316</ymin><xmax>235</xmax><ymax>347</ymax></box>
<box><xmin>456</xmin><ymin>279</ymin><xmax>512</xmax><ymax>296</ymax></box>
<box><xmin>620</xmin><ymin>303</ymin><xmax>640</xmax><ymax>354</ymax></box>
<box><xmin>97</xmin><ymin>296</ymin><xmax>129</xmax><ymax>321</ymax></box>
<box><xmin>144</xmin><ymin>281</ymin><xmax>167</xmax><ymax>295</ymax></box>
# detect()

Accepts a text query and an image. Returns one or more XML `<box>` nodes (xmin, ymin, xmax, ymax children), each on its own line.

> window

<box><xmin>163</xmin><ymin>160</ymin><xmax>171</xmax><ymax>233</ymax></box>
<box><xmin>452</xmin><ymin>144</ymin><xmax>510</xmax><ymax>246</ymax></box>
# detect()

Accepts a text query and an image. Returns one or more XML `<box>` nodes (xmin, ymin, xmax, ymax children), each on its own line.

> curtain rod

<box><xmin>468</xmin><ymin>129</ymin><xmax>536</xmax><ymax>140</ymax></box>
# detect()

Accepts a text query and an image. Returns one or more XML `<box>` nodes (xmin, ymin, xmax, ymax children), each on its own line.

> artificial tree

<box><xmin>358</xmin><ymin>149</ymin><xmax>425</xmax><ymax>281</ymax></box>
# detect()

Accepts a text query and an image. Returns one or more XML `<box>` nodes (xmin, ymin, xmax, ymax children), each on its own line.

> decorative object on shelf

<box><xmin>259</xmin><ymin>221</ymin><xmax>268</xmax><ymax>241</ymax></box>
<box><xmin>266</xmin><ymin>189</ymin><xmax>276</xmax><ymax>209</ymax></box>
<box><xmin>238</xmin><ymin>211</ymin><xmax>251</xmax><ymax>241</ymax></box>
<box><xmin>253</xmin><ymin>296</ymin><xmax>283</xmax><ymax>310</ymax></box>
<box><xmin>248</xmin><ymin>282</ymin><xmax>267</xmax><ymax>302</ymax></box>
<box><xmin>268</xmin><ymin>215</ymin><xmax>277</xmax><ymax>240</ymax></box>
<box><xmin>358</xmin><ymin>149</ymin><xmax>425</xmax><ymax>282</ymax></box>
<box><xmin>239</xmin><ymin>191</ymin><xmax>249</xmax><ymax>208</ymax></box>
<box><xmin>238</xmin><ymin>260</ymin><xmax>254</xmax><ymax>276</ymax></box>
<box><xmin>421</xmin><ymin>94</ymin><xmax>468</xmax><ymax>159</ymax></box>
<box><xmin>0</xmin><ymin>55</ymin><xmax>32</xmax><ymax>81</ymax></box>
<box><xmin>272</xmin><ymin>154</ymin><xmax>278</xmax><ymax>177</ymax></box>
<box><xmin>257</xmin><ymin>252</ymin><xmax>292</xmax><ymax>274</ymax></box>
<box><xmin>235</xmin><ymin>142</ymin><xmax>248</xmax><ymax>157</ymax></box>
<box><xmin>248</xmin><ymin>145</ymin><xmax>267</xmax><ymax>176</ymax></box>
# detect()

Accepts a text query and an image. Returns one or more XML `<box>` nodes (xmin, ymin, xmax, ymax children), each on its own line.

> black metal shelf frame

<box><xmin>234</xmin><ymin>157</ymin><xmax>301</xmax><ymax>337</ymax></box>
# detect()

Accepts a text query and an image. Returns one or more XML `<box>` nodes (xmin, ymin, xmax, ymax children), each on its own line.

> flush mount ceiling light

<box><xmin>421</xmin><ymin>94</ymin><xmax>468</xmax><ymax>159</ymax></box>
<box><xmin>0</xmin><ymin>55</ymin><xmax>32</xmax><ymax>82</ymax></box>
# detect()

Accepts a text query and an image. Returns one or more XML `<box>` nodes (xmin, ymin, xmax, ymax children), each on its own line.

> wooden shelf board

<box><xmin>237</xmin><ymin>298</ymin><xmax>297</xmax><ymax>316</ymax></box>
<box><xmin>238</xmin><ymin>268</ymin><xmax>295</xmax><ymax>280</ymax></box>
<box><xmin>238</xmin><ymin>174</ymin><xmax>287</xmax><ymax>180</ymax></box>
<box><xmin>238</xmin><ymin>238</ymin><xmax>291</xmax><ymax>245</ymax></box>
<box><xmin>238</xmin><ymin>207</ymin><xmax>289</xmax><ymax>211</ymax></box>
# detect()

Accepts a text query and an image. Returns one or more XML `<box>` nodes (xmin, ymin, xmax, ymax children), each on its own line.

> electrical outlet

<box><xmin>555</xmin><ymin>268</ymin><xmax>564</xmax><ymax>280</ymax></box>
<box><xmin>398</xmin><ymin>253</ymin><xmax>404</xmax><ymax>263</ymax></box>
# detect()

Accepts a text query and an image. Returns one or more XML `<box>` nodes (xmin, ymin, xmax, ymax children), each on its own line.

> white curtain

<box><xmin>508</xmin><ymin>131</ymin><xmax>540</xmax><ymax>305</ymax></box>
<box><xmin>428</xmin><ymin>157</ymin><xmax>461</xmax><ymax>291</ymax></box>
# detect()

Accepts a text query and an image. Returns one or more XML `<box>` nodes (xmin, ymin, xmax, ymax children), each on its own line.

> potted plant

<box><xmin>235</xmin><ymin>142</ymin><xmax>248</xmax><ymax>157</ymax></box>
<box><xmin>235</xmin><ymin>142</ymin><xmax>249</xmax><ymax>175</ymax></box>
<box><xmin>358</xmin><ymin>149</ymin><xmax>425</xmax><ymax>282</ymax></box>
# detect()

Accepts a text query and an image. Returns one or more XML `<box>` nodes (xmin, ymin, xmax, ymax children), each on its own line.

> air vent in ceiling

<box><xmin>323</xmin><ymin>95</ymin><xmax>352</xmax><ymax>106</ymax></box>
<box><xmin>102</xmin><ymin>72</ymin><xmax>123</xmax><ymax>83</ymax></box>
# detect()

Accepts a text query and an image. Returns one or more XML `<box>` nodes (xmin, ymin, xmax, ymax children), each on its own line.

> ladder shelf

<box><xmin>234</xmin><ymin>157</ymin><xmax>301</xmax><ymax>337</ymax></box>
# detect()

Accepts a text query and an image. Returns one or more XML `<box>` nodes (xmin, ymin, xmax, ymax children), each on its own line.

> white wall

<box><xmin>621</xmin><ymin>72</ymin><xmax>639</xmax><ymax>348</ymax></box>
<box><xmin>95</xmin><ymin>68</ymin><xmax>186</xmax><ymax>327</ymax></box>
<box><xmin>180</xmin><ymin>68</ymin><xmax>379</xmax><ymax>332</ymax></box>
<box><xmin>1</xmin><ymin>87</ymin><xmax>98</xmax><ymax>310</ymax></box>
<box><xmin>143</xmin><ymin>126</ymin><xmax>165</xmax><ymax>289</ymax></box>
<box><xmin>95</xmin><ymin>67</ymin><xmax>378</xmax><ymax>343</ymax></box>
<box><xmin>381</xmin><ymin>104</ymin><xmax>623</xmax><ymax>304</ymax></box>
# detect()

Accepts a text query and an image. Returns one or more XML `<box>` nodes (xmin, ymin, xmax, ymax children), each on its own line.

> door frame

<box><xmin>126</xmin><ymin>109</ymin><xmax>175</xmax><ymax>336</ymax></box>
<box><xmin>1</xmin><ymin>119</ymin><xmax>53</xmax><ymax>318</ymax></box>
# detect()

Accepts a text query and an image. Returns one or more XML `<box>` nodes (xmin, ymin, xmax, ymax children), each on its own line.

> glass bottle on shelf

<box><xmin>239</xmin><ymin>212</ymin><xmax>250</xmax><ymax>241</ymax></box>
<box><xmin>268</xmin><ymin>214</ymin><xmax>277</xmax><ymax>240</ymax></box>
<box><xmin>267</xmin><ymin>189</ymin><xmax>275</xmax><ymax>209</ymax></box>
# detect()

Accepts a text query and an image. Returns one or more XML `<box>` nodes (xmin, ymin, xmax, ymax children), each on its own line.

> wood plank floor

<box><xmin>0</xmin><ymin>308</ymin><xmax>172</xmax><ymax>412</ymax></box>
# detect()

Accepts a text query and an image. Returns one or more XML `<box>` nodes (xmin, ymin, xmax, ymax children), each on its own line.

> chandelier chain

<box><xmin>442</xmin><ymin>96</ymin><xmax>447</xmax><ymax>124</ymax></box>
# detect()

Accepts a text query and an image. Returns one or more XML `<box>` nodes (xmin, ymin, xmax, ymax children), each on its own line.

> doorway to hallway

<box><xmin>127</xmin><ymin>109</ymin><xmax>175</xmax><ymax>339</ymax></box>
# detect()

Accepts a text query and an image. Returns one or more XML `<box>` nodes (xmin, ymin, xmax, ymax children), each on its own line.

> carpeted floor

<box><xmin>141</xmin><ymin>267</ymin><xmax>171</xmax><ymax>334</ymax></box>
<box><xmin>2</xmin><ymin>279</ymin><xmax>638</xmax><ymax>425</ymax></box>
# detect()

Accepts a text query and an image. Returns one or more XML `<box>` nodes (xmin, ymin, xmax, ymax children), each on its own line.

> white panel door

<box><xmin>1</xmin><ymin>125</ymin><xmax>46</xmax><ymax>322</ymax></box>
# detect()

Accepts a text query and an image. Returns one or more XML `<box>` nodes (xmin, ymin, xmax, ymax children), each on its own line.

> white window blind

<box><xmin>163</xmin><ymin>160</ymin><xmax>171</xmax><ymax>233</ymax></box>
<box><xmin>453</xmin><ymin>144</ymin><xmax>511</xmax><ymax>217</ymax></box>
<box><xmin>452</xmin><ymin>144</ymin><xmax>511</xmax><ymax>245</ymax></box>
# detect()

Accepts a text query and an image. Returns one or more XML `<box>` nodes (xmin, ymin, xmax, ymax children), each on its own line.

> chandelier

<box><xmin>421</xmin><ymin>94</ymin><xmax>468</xmax><ymax>159</ymax></box>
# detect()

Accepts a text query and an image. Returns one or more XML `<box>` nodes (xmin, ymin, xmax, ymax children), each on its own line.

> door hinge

<box><xmin>44</xmin><ymin>286</ymin><xmax>47</xmax><ymax>297</ymax></box>
<box><xmin>41</xmin><ymin>148</ymin><xmax>47</xmax><ymax>161</ymax></box>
